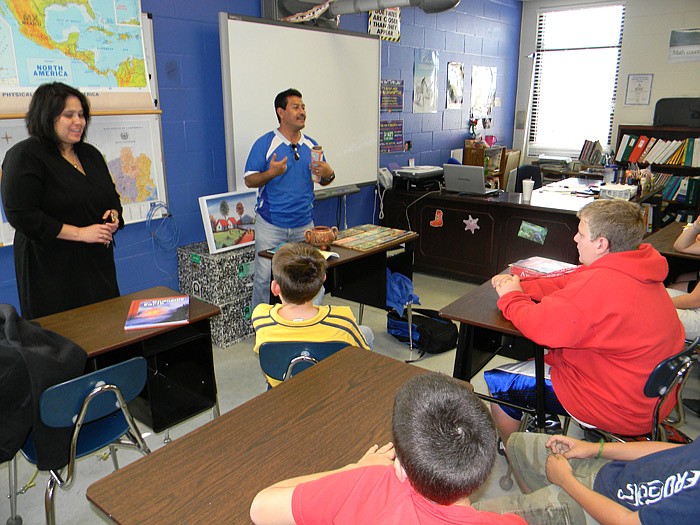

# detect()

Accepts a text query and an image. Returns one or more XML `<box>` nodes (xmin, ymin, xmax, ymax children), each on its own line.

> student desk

<box><xmin>86</xmin><ymin>347</ymin><xmax>427</xmax><ymax>524</ymax></box>
<box><xmin>439</xmin><ymin>279</ymin><xmax>547</xmax><ymax>431</ymax></box>
<box><xmin>34</xmin><ymin>286</ymin><xmax>221</xmax><ymax>433</ymax></box>
<box><xmin>260</xmin><ymin>231</ymin><xmax>419</xmax><ymax>322</ymax></box>
<box><xmin>645</xmin><ymin>222</ymin><xmax>700</xmax><ymax>282</ymax></box>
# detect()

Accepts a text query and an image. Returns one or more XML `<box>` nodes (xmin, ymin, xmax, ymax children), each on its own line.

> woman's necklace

<box><xmin>62</xmin><ymin>149</ymin><xmax>81</xmax><ymax>171</ymax></box>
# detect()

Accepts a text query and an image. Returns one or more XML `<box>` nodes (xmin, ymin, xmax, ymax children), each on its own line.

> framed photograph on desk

<box><xmin>198</xmin><ymin>190</ymin><xmax>256</xmax><ymax>254</ymax></box>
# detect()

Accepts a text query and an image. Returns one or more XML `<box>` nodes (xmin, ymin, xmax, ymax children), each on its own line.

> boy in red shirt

<box><xmin>250</xmin><ymin>372</ymin><xmax>526</xmax><ymax>525</ymax></box>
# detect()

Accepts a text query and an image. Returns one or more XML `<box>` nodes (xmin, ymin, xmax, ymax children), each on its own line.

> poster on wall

<box><xmin>470</xmin><ymin>66</ymin><xmax>497</xmax><ymax>130</ymax></box>
<box><xmin>413</xmin><ymin>50</ymin><xmax>438</xmax><ymax>114</ymax></box>
<box><xmin>380</xmin><ymin>120</ymin><xmax>404</xmax><ymax>153</ymax></box>
<box><xmin>668</xmin><ymin>28</ymin><xmax>700</xmax><ymax>63</ymax></box>
<box><xmin>624</xmin><ymin>74</ymin><xmax>653</xmax><ymax>105</ymax></box>
<box><xmin>447</xmin><ymin>62</ymin><xmax>464</xmax><ymax>110</ymax></box>
<box><xmin>381</xmin><ymin>80</ymin><xmax>404</xmax><ymax>112</ymax></box>
<box><xmin>368</xmin><ymin>8</ymin><xmax>400</xmax><ymax>42</ymax></box>
<box><xmin>0</xmin><ymin>0</ymin><xmax>153</xmax><ymax>113</ymax></box>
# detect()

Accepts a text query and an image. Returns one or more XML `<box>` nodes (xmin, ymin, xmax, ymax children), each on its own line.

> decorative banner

<box><xmin>413</xmin><ymin>50</ymin><xmax>438</xmax><ymax>113</ymax></box>
<box><xmin>470</xmin><ymin>65</ymin><xmax>497</xmax><ymax>131</ymax></box>
<box><xmin>447</xmin><ymin>62</ymin><xmax>464</xmax><ymax>110</ymax></box>
<box><xmin>368</xmin><ymin>8</ymin><xmax>400</xmax><ymax>42</ymax></box>
<box><xmin>381</xmin><ymin>79</ymin><xmax>404</xmax><ymax>112</ymax></box>
<box><xmin>668</xmin><ymin>28</ymin><xmax>700</xmax><ymax>63</ymax></box>
<box><xmin>380</xmin><ymin>120</ymin><xmax>404</xmax><ymax>153</ymax></box>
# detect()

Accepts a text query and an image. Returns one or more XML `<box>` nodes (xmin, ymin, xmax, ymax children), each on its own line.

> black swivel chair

<box><xmin>513</xmin><ymin>165</ymin><xmax>543</xmax><ymax>193</ymax></box>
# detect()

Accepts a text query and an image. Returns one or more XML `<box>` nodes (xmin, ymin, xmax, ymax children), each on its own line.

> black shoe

<box><xmin>526</xmin><ymin>414</ymin><xmax>563</xmax><ymax>435</ymax></box>
<box><xmin>683</xmin><ymin>398</ymin><xmax>700</xmax><ymax>417</ymax></box>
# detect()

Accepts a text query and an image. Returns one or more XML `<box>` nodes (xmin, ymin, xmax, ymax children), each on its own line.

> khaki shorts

<box><xmin>472</xmin><ymin>433</ymin><xmax>611</xmax><ymax>525</ymax></box>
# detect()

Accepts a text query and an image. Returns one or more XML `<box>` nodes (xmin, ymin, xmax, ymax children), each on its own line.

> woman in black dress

<box><xmin>1</xmin><ymin>82</ymin><xmax>124</xmax><ymax>319</ymax></box>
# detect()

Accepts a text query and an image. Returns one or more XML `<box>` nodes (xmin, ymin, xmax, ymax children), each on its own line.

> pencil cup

<box><xmin>522</xmin><ymin>179</ymin><xmax>535</xmax><ymax>203</ymax></box>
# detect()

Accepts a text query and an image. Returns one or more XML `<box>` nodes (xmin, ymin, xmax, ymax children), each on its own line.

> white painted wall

<box><xmin>513</xmin><ymin>0</ymin><xmax>700</xmax><ymax>163</ymax></box>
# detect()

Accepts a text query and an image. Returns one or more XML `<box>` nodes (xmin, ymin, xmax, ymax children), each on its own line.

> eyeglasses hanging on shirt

<box><xmin>290</xmin><ymin>143</ymin><xmax>300</xmax><ymax>161</ymax></box>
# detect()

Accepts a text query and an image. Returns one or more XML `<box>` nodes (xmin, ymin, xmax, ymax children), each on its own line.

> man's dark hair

<box><xmin>392</xmin><ymin>372</ymin><xmax>497</xmax><ymax>505</ymax></box>
<box><xmin>271</xmin><ymin>242</ymin><xmax>326</xmax><ymax>304</ymax></box>
<box><xmin>25</xmin><ymin>82</ymin><xmax>91</xmax><ymax>150</ymax></box>
<box><xmin>274</xmin><ymin>88</ymin><xmax>303</xmax><ymax>123</ymax></box>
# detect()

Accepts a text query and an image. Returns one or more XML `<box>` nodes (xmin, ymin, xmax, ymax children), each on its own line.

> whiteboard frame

<box><xmin>218</xmin><ymin>13</ymin><xmax>380</xmax><ymax>192</ymax></box>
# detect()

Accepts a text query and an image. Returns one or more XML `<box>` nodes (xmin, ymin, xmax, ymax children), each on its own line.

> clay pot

<box><xmin>304</xmin><ymin>225</ymin><xmax>338</xmax><ymax>250</ymax></box>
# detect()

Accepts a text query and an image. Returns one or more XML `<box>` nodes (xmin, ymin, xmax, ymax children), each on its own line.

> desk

<box><xmin>439</xmin><ymin>279</ymin><xmax>546</xmax><ymax>430</ymax></box>
<box><xmin>384</xmin><ymin>189</ymin><xmax>581</xmax><ymax>281</ymax></box>
<box><xmin>35</xmin><ymin>286</ymin><xmax>221</xmax><ymax>432</ymax></box>
<box><xmin>86</xmin><ymin>347</ymin><xmax>427</xmax><ymax>524</ymax></box>
<box><xmin>261</xmin><ymin>232</ymin><xmax>418</xmax><ymax>321</ymax></box>
<box><xmin>645</xmin><ymin>222</ymin><xmax>700</xmax><ymax>282</ymax></box>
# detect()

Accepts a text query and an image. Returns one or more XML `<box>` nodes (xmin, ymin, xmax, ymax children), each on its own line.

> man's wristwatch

<box><xmin>320</xmin><ymin>172</ymin><xmax>335</xmax><ymax>184</ymax></box>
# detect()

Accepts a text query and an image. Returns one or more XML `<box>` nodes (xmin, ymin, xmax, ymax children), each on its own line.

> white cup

<box><xmin>522</xmin><ymin>178</ymin><xmax>535</xmax><ymax>202</ymax></box>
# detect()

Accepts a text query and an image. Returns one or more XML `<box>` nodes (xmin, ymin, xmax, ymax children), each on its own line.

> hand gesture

<box><xmin>356</xmin><ymin>442</ymin><xmax>396</xmax><ymax>468</ymax></box>
<box><xmin>102</xmin><ymin>209</ymin><xmax>120</xmax><ymax>234</ymax></box>
<box><xmin>269</xmin><ymin>153</ymin><xmax>288</xmax><ymax>177</ymax></box>
<box><xmin>545</xmin><ymin>453</ymin><xmax>574</xmax><ymax>486</ymax></box>
<box><xmin>546</xmin><ymin>436</ymin><xmax>596</xmax><ymax>459</ymax></box>
<box><xmin>80</xmin><ymin>223</ymin><xmax>114</xmax><ymax>246</ymax></box>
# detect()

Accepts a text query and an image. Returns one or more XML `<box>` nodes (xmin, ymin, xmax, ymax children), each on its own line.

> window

<box><xmin>527</xmin><ymin>4</ymin><xmax>625</xmax><ymax>158</ymax></box>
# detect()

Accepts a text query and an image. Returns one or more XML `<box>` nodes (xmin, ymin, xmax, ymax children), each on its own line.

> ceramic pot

<box><xmin>304</xmin><ymin>225</ymin><xmax>338</xmax><ymax>250</ymax></box>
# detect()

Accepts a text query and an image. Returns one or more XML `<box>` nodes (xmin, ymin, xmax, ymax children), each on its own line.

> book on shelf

<box><xmin>614</xmin><ymin>134</ymin><xmax>631</xmax><ymax>163</ymax></box>
<box><xmin>627</xmin><ymin>135</ymin><xmax>649</xmax><ymax>164</ymax></box>
<box><xmin>685</xmin><ymin>139</ymin><xmax>695</xmax><ymax>167</ymax></box>
<box><xmin>508</xmin><ymin>256</ymin><xmax>578</xmax><ymax>279</ymax></box>
<box><xmin>636</xmin><ymin>137</ymin><xmax>657</xmax><ymax>163</ymax></box>
<box><xmin>124</xmin><ymin>295</ymin><xmax>190</xmax><ymax>331</ymax></box>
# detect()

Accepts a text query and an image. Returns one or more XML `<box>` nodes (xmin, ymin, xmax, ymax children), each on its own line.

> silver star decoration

<box><xmin>463</xmin><ymin>215</ymin><xmax>480</xmax><ymax>234</ymax></box>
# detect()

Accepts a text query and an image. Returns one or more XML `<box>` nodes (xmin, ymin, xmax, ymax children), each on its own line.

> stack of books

<box><xmin>660</xmin><ymin>175</ymin><xmax>700</xmax><ymax>205</ymax></box>
<box><xmin>578</xmin><ymin>139</ymin><xmax>603</xmax><ymax>164</ymax></box>
<box><xmin>508</xmin><ymin>256</ymin><xmax>578</xmax><ymax>278</ymax></box>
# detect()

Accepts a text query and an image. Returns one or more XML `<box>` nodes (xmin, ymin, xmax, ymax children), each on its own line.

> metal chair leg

<box><xmin>44</xmin><ymin>476</ymin><xmax>57</xmax><ymax>525</ymax></box>
<box><xmin>109</xmin><ymin>444</ymin><xmax>120</xmax><ymax>470</ymax></box>
<box><xmin>6</xmin><ymin>456</ymin><xmax>23</xmax><ymax>525</ymax></box>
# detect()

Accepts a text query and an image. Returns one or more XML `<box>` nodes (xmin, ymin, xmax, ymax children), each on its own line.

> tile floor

<box><xmin>2</xmin><ymin>273</ymin><xmax>698</xmax><ymax>524</ymax></box>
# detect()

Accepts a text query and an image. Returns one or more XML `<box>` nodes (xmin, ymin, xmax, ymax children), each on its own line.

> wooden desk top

<box><xmin>260</xmin><ymin>231</ymin><xmax>419</xmax><ymax>268</ymax></box>
<box><xmin>439</xmin><ymin>278</ymin><xmax>520</xmax><ymax>336</ymax></box>
<box><xmin>86</xmin><ymin>347</ymin><xmax>427</xmax><ymax>524</ymax></box>
<box><xmin>34</xmin><ymin>286</ymin><xmax>220</xmax><ymax>358</ymax></box>
<box><xmin>645</xmin><ymin>222</ymin><xmax>700</xmax><ymax>261</ymax></box>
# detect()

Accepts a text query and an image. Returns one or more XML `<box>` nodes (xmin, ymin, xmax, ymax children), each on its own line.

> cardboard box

<box><xmin>177</xmin><ymin>241</ymin><xmax>255</xmax><ymax>347</ymax></box>
<box><xmin>209</xmin><ymin>295</ymin><xmax>255</xmax><ymax>348</ymax></box>
<box><xmin>177</xmin><ymin>242</ymin><xmax>255</xmax><ymax>305</ymax></box>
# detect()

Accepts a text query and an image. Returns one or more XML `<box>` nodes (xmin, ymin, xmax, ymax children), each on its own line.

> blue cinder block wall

<box><xmin>0</xmin><ymin>0</ymin><xmax>521</xmax><ymax>311</ymax></box>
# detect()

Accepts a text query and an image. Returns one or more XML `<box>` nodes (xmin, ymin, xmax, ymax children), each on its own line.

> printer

<box><xmin>393</xmin><ymin>165</ymin><xmax>444</xmax><ymax>191</ymax></box>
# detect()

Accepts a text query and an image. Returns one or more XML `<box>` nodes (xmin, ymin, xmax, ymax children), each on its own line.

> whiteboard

<box><xmin>219</xmin><ymin>14</ymin><xmax>380</xmax><ymax>191</ymax></box>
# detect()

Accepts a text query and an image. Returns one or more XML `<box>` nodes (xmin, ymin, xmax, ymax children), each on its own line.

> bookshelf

<box><xmin>616</xmin><ymin>124</ymin><xmax>700</xmax><ymax>226</ymax></box>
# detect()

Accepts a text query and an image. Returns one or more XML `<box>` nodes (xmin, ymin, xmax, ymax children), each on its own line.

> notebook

<box><xmin>443</xmin><ymin>164</ymin><xmax>499</xmax><ymax>195</ymax></box>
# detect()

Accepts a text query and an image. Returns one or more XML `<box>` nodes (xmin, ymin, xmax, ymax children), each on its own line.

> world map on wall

<box><xmin>0</xmin><ymin>0</ymin><xmax>147</xmax><ymax>89</ymax></box>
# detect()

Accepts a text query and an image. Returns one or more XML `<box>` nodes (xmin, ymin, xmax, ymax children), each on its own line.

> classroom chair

<box><xmin>512</xmin><ymin>164</ymin><xmax>543</xmax><ymax>194</ymax></box>
<box><xmin>258</xmin><ymin>341</ymin><xmax>349</xmax><ymax>385</ymax></box>
<box><xmin>8</xmin><ymin>357</ymin><xmax>151</xmax><ymax>525</ymax></box>
<box><xmin>584</xmin><ymin>336</ymin><xmax>700</xmax><ymax>444</ymax></box>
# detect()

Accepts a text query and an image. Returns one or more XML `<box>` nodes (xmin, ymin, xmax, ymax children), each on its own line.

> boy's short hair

<box><xmin>577</xmin><ymin>199</ymin><xmax>645</xmax><ymax>253</ymax></box>
<box><xmin>392</xmin><ymin>372</ymin><xmax>497</xmax><ymax>505</ymax></box>
<box><xmin>271</xmin><ymin>242</ymin><xmax>326</xmax><ymax>304</ymax></box>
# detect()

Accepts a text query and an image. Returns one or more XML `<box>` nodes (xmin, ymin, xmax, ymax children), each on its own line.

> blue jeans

<box><xmin>252</xmin><ymin>215</ymin><xmax>314</xmax><ymax>309</ymax></box>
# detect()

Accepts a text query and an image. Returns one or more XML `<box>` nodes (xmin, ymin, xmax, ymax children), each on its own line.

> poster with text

<box><xmin>381</xmin><ymin>79</ymin><xmax>404</xmax><ymax>112</ymax></box>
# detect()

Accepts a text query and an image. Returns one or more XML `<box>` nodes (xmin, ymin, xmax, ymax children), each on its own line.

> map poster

<box><xmin>87</xmin><ymin>114</ymin><xmax>167</xmax><ymax>224</ymax></box>
<box><xmin>0</xmin><ymin>0</ymin><xmax>153</xmax><ymax>113</ymax></box>
<box><xmin>380</xmin><ymin>120</ymin><xmax>403</xmax><ymax>153</ymax></box>
<box><xmin>381</xmin><ymin>79</ymin><xmax>404</xmax><ymax>113</ymax></box>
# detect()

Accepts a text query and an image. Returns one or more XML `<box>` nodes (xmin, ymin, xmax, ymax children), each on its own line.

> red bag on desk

<box><xmin>386</xmin><ymin>308</ymin><xmax>458</xmax><ymax>358</ymax></box>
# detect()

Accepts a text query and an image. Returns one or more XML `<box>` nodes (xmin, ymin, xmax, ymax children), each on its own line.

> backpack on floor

<box><xmin>387</xmin><ymin>308</ymin><xmax>458</xmax><ymax>359</ymax></box>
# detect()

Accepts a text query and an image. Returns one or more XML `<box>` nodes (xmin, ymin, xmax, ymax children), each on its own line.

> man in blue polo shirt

<box><xmin>245</xmin><ymin>88</ymin><xmax>335</xmax><ymax>309</ymax></box>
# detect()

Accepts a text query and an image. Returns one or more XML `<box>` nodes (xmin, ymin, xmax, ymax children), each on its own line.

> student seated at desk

<box><xmin>251</xmin><ymin>242</ymin><xmax>372</xmax><ymax>387</ymax></box>
<box><xmin>666</xmin><ymin>218</ymin><xmax>700</xmax><ymax>339</ymax></box>
<box><xmin>474</xmin><ymin>433</ymin><xmax>700</xmax><ymax>525</ymax></box>
<box><xmin>487</xmin><ymin>200</ymin><xmax>684</xmax><ymax>445</ymax></box>
<box><xmin>249</xmin><ymin>372</ymin><xmax>527</xmax><ymax>525</ymax></box>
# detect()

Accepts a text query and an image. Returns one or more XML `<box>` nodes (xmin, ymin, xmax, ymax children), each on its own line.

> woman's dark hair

<box><xmin>25</xmin><ymin>82</ymin><xmax>91</xmax><ymax>149</ymax></box>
